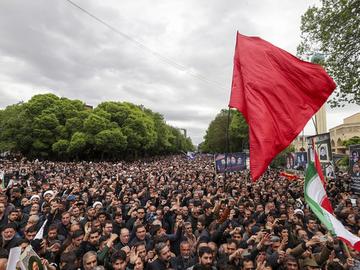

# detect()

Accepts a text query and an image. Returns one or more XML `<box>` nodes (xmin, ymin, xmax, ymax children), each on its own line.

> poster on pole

<box><xmin>349</xmin><ymin>145</ymin><xmax>360</xmax><ymax>194</ymax></box>
<box><xmin>307</xmin><ymin>133</ymin><xmax>334</xmax><ymax>177</ymax></box>
<box><xmin>294</xmin><ymin>152</ymin><xmax>307</xmax><ymax>170</ymax></box>
<box><xmin>214</xmin><ymin>152</ymin><xmax>246</xmax><ymax>173</ymax></box>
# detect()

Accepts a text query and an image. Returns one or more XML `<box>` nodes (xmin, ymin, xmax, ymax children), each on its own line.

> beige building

<box><xmin>292</xmin><ymin>135</ymin><xmax>308</xmax><ymax>152</ymax></box>
<box><xmin>315</xmin><ymin>105</ymin><xmax>327</xmax><ymax>134</ymax></box>
<box><xmin>329</xmin><ymin>112</ymin><xmax>360</xmax><ymax>154</ymax></box>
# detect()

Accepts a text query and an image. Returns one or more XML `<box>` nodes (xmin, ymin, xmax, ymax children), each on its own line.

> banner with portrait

<box><xmin>286</xmin><ymin>153</ymin><xmax>295</xmax><ymax>169</ymax></box>
<box><xmin>307</xmin><ymin>133</ymin><xmax>334</xmax><ymax>177</ymax></box>
<box><xmin>214</xmin><ymin>152</ymin><xmax>246</xmax><ymax>173</ymax></box>
<box><xmin>19</xmin><ymin>245</ymin><xmax>46</xmax><ymax>270</ymax></box>
<box><xmin>349</xmin><ymin>145</ymin><xmax>360</xmax><ymax>194</ymax></box>
<box><xmin>294</xmin><ymin>152</ymin><xmax>307</xmax><ymax>170</ymax></box>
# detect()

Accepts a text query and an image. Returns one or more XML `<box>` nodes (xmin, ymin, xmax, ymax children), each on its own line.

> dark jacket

<box><xmin>174</xmin><ymin>255</ymin><xmax>196</xmax><ymax>270</ymax></box>
<box><xmin>146</xmin><ymin>258</ymin><xmax>177</xmax><ymax>270</ymax></box>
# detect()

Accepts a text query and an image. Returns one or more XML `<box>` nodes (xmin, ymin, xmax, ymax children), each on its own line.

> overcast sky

<box><xmin>0</xmin><ymin>0</ymin><xmax>358</xmax><ymax>145</ymax></box>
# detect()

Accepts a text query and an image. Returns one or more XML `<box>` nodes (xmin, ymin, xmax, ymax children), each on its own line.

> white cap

<box><xmin>30</xmin><ymin>195</ymin><xmax>41</xmax><ymax>201</ymax></box>
<box><xmin>294</xmin><ymin>209</ymin><xmax>304</xmax><ymax>216</ymax></box>
<box><xmin>93</xmin><ymin>201</ymin><xmax>103</xmax><ymax>208</ymax></box>
<box><xmin>43</xmin><ymin>190</ymin><xmax>54</xmax><ymax>198</ymax></box>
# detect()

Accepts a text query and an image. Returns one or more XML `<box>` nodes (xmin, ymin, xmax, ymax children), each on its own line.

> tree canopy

<box><xmin>200</xmin><ymin>109</ymin><xmax>249</xmax><ymax>153</ymax></box>
<box><xmin>343</xmin><ymin>136</ymin><xmax>360</xmax><ymax>147</ymax></box>
<box><xmin>298</xmin><ymin>0</ymin><xmax>359</xmax><ymax>107</ymax></box>
<box><xmin>0</xmin><ymin>94</ymin><xmax>194</xmax><ymax>160</ymax></box>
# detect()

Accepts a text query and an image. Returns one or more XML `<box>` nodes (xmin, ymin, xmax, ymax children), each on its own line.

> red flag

<box><xmin>229</xmin><ymin>33</ymin><xmax>336</xmax><ymax>181</ymax></box>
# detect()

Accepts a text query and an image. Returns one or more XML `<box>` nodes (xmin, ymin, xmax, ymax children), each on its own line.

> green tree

<box><xmin>30</xmin><ymin>113</ymin><xmax>60</xmax><ymax>157</ymax></box>
<box><xmin>83</xmin><ymin>114</ymin><xmax>110</xmax><ymax>135</ymax></box>
<box><xmin>65</xmin><ymin>117</ymin><xmax>84</xmax><ymax>136</ymax></box>
<box><xmin>122</xmin><ymin>113</ymin><xmax>157</xmax><ymax>155</ymax></box>
<box><xmin>229</xmin><ymin>110</ymin><xmax>249</xmax><ymax>152</ymax></box>
<box><xmin>52</xmin><ymin>139</ymin><xmax>69</xmax><ymax>158</ymax></box>
<box><xmin>201</xmin><ymin>109</ymin><xmax>248</xmax><ymax>153</ymax></box>
<box><xmin>270</xmin><ymin>145</ymin><xmax>296</xmax><ymax>168</ymax></box>
<box><xmin>67</xmin><ymin>132</ymin><xmax>87</xmax><ymax>159</ymax></box>
<box><xmin>338</xmin><ymin>155</ymin><xmax>349</xmax><ymax>167</ymax></box>
<box><xmin>0</xmin><ymin>93</ymin><xmax>193</xmax><ymax>159</ymax></box>
<box><xmin>95</xmin><ymin>128</ymin><xmax>127</xmax><ymax>159</ymax></box>
<box><xmin>25</xmin><ymin>93</ymin><xmax>59</xmax><ymax>116</ymax></box>
<box><xmin>147</xmin><ymin>112</ymin><xmax>172</xmax><ymax>154</ymax></box>
<box><xmin>298</xmin><ymin>0</ymin><xmax>359</xmax><ymax>106</ymax></box>
<box><xmin>343</xmin><ymin>136</ymin><xmax>360</xmax><ymax>147</ymax></box>
<box><xmin>0</xmin><ymin>103</ymin><xmax>29</xmax><ymax>153</ymax></box>
<box><xmin>201</xmin><ymin>110</ymin><xmax>229</xmax><ymax>153</ymax></box>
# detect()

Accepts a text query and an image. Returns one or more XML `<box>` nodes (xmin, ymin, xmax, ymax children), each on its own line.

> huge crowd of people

<box><xmin>0</xmin><ymin>155</ymin><xmax>359</xmax><ymax>270</ymax></box>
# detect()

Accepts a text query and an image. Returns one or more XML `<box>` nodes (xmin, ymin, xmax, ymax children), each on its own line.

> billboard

<box><xmin>349</xmin><ymin>145</ymin><xmax>360</xmax><ymax>194</ymax></box>
<box><xmin>307</xmin><ymin>133</ymin><xmax>334</xmax><ymax>177</ymax></box>
<box><xmin>214</xmin><ymin>152</ymin><xmax>246</xmax><ymax>173</ymax></box>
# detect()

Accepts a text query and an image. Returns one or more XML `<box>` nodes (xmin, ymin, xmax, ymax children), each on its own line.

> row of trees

<box><xmin>199</xmin><ymin>109</ymin><xmax>297</xmax><ymax>168</ymax></box>
<box><xmin>199</xmin><ymin>109</ymin><xmax>249</xmax><ymax>153</ymax></box>
<box><xmin>0</xmin><ymin>94</ymin><xmax>194</xmax><ymax>160</ymax></box>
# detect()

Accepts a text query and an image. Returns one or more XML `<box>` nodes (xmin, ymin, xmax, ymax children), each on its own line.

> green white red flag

<box><xmin>305</xmin><ymin>152</ymin><xmax>360</xmax><ymax>251</ymax></box>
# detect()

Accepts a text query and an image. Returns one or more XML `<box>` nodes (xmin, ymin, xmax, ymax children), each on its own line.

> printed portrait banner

<box><xmin>286</xmin><ymin>153</ymin><xmax>295</xmax><ymax>169</ymax></box>
<box><xmin>214</xmin><ymin>152</ymin><xmax>246</xmax><ymax>173</ymax></box>
<box><xmin>307</xmin><ymin>133</ymin><xmax>334</xmax><ymax>176</ymax></box>
<box><xmin>349</xmin><ymin>145</ymin><xmax>360</xmax><ymax>194</ymax></box>
<box><xmin>294</xmin><ymin>152</ymin><xmax>307</xmax><ymax>169</ymax></box>
<box><xmin>19</xmin><ymin>245</ymin><xmax>46</xmax><ymax>270</ymax></box>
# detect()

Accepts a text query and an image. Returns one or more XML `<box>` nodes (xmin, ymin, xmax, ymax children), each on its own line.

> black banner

<box><xmin>349</xmin><ymin>145</ymin><xmax>360</xmax><ymax>194</ymax></box>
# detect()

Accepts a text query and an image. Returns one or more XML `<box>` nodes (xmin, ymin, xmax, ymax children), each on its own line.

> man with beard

<box><xmin>174</xmin><ymin>241</ymin><xmax>196</xmax><ymax>270</ymax></box>
<box><xmin>146</xmin><ymin>242</ymin><xmax>177</xmax><ymax>270</ymax></box>
<box><xmin>187</xmin><ymin>246</ymin><xmax>217</xmax><ymax>270</ymax></box>
<box><xmin>1</xmin><ymin>223</ymin><xmax>21</xmax><ymax>252</ymax></box>
<box><xmin>77</xmin><ymin>229</ymin><xmax>101</xmax><ymax>257</ymax></box>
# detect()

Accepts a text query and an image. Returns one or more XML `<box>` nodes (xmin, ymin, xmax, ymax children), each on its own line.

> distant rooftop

<box><xmin>343</xmin><ymin>112</ymin><xmax>360</xmax><ymax>125</ymax></box>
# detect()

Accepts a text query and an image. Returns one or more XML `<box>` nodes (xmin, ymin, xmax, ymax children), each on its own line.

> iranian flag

<box><xmin>305</xmin><ymin>159</ymin><xmax>360</xmax><ymax>251</ymax></box>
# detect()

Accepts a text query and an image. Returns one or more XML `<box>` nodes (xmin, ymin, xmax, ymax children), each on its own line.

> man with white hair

<box><xmin>83</xmin><ymin>251</ymin><xmax>98</xmax><ymax>270</ymax></box>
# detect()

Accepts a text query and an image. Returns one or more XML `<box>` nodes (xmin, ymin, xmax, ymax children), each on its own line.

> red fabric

<box><xmin>229</xmin><ymin>33</ymin><xmax>336</xmax><ymax>181</ymax></box>
<box><xmin>279</xmin><ymin>171</ymin><xmax>298</xmax><ymax>181</ymax></box>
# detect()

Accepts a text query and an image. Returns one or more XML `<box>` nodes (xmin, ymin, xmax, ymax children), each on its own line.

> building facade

<box><xmin>292</xmin><ymin>134</ymin><xmax>308</xmax><ymax>152</ymax></box>
<box><xmin>291</xmin><ymin>113</ymin><xmax>360</xmax><ymax>154</ymax></box>
<box><xmin>329</xmin><ymin>113</ymin><xmax>360</xmax><ymax>154</ymax></box>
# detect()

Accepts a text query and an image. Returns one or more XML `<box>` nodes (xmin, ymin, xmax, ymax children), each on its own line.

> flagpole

<box><xmin>224</xmin><ymin>108</ymin><xmax>231</xmax><ymax>180</ymax></box>
<box><xmin>311</xmin><ymin>116</ymin><xmax>318</xmax><ymax>135</ymax></box>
